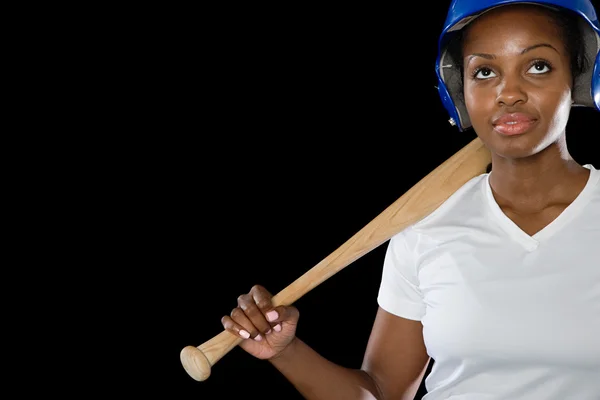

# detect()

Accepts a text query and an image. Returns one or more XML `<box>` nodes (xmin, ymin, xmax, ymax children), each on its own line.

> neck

<box><xmin>488</xmin><ymin>139</ymin><xmax>589</xmax><ymax>211</ymax></box>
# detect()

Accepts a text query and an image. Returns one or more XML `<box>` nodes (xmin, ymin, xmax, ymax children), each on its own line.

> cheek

<box><xmin>532</xmin><ymin>83</ymin><xmax>572</xmax><ymax>125</ymax></box>
<box><xmin>464</xmin><ymin>83</ymin><xmax>494</xmax><ymax>122</ymax></box>
<box><xmin>543</xmin><ymin>90</ymin><xmax>572</xmax><ymax>129</ymax></box>
<box><xmin>541</xmin><ymin>86</ymin><xmax>572</xmax><ymax>111</ymax></box>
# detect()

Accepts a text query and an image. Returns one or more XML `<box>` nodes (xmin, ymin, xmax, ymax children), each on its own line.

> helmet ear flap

<box><xmin>594</xmin><ymin>51</ymin><xmax>600</xmax><ymax>109</ymax></box>
<box><xmin>436</xmin><ymin>35</ymin><xmax>472</xmax><ymax>131</ymax></box>
<box><xmin>572</xmin><ymin>17</ymin><xmax>600</xmax><ymax>109</ymax></box>
<box><xmin>436</xmin><ymin>69</ymin><xmax>465</xmax><ymax>131</ymax></box>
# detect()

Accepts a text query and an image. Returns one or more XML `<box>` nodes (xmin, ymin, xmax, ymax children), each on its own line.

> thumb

<box><xmin>266</xmin><ymin>304</ymin><xmax>299</xmax><ymax>326</ymax></box>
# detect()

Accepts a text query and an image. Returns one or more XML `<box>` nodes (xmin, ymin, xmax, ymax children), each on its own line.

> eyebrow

<box><xmin>521</xmin><ymin>43</ymin><xmax>559</xmax><ymax>54</ymax></box>
<box><xmin>466</xmin><ymin>43</ymin><xmax>559</xmax><ymax>63</ymax></box>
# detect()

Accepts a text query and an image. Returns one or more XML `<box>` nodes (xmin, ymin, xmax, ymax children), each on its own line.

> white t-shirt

<box><xmin>377</xmin><ymin>164</ymin><xmax>600</xmax><ymax>399</ymax></box>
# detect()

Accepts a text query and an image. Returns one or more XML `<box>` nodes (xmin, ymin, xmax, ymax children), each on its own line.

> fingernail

<box><xmin>265</xmin><ymin>329</ymin><xmax>272</xmax><ymax>335</ymax></box>
<box><xmin>273</xmin><ymin>323</ymin><xmax>282</xmax><ymax>332</ymax></box>
<box><xmin>254</xmin><ymin>334</ymin><xmax>262</xmax><ymax>341</ymax></box>
<box><xmin>266</xmin><ymin>310</ymin><xmax>278</xmax><ymax>322</ymax></box>
<box><xmin>239</xmin><ymin>330</ymin><xmax>250</xmax><ymax>339</ymax></box>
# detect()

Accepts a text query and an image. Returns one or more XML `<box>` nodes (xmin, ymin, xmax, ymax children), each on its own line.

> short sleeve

<box><xmin>377</xmin><ymin>227</ymin><xmax>425</xmax><ymax>321</ymax></box>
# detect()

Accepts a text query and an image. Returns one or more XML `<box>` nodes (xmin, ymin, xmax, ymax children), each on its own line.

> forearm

<box><xmin>268</xmin><ymin>337</ymin><xmax>382</xmax><ymax>400</ymax></box>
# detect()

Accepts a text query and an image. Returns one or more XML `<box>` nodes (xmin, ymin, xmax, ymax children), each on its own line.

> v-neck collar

<box><xmin>483</xmin><ymin>164</ymin><xmax>599</xmax><ymax>252</ymax></box>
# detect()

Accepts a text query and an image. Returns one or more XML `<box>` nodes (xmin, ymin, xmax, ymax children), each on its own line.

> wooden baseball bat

<box><xmin>180</xmin><ymin>136</ymin><xmax>491</xmax><ymax>382</ymax></box>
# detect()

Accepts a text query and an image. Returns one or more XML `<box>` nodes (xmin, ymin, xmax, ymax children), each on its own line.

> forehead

<box><xmin>463</xmin><ymin>4</ymin><xmax>564</xmax><ymax>46</ymax></box>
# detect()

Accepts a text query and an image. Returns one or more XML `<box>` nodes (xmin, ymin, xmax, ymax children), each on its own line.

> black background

<box><xmin>124</xmin><ymin>1</ymin><xmax>600</xmax><ymax>398</ymax></box>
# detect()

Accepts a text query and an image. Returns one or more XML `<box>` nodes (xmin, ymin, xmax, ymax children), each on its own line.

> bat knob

<box><xmin>180</xmin><ymin>345</ymin><xmax>211</xmax><ymax>381</ymax></box>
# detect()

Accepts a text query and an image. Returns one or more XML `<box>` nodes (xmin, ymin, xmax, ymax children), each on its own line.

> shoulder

<box><xmin>388</xmin><ymin>172</ymin><xmax>489</xmax><ymax>247</ymax></box>
<box><xmin>410</xmin><ymin>172</ymin><xmax>489</xmax><ymax>230</ymax></box>
<box><xmin>583</xmin><ymin>163</ymin><xmax>600</xmax><ymax>205</ymax></box>
<box><xmin>585</xmin><ymin>164</ymin><xmax>599</xmax><ymax>187</ymax></box>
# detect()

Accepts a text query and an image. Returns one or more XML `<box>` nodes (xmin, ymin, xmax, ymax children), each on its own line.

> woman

<box><xmin>219</xmin><ymin>0</ymin><xmax>600</xmax><ymax>398</ymax></box>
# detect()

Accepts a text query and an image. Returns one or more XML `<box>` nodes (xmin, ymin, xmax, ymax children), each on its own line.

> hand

<box><xmin>221</xmin><ymin>284</ymin><xmax>300</xmax><ymax>360</ymax></box>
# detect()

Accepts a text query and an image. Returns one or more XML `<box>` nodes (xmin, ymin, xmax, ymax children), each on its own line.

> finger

<box><xmin>264</xmin><ymin>305</ymin><xmax>300</xmax><ymax>329</ymax></box>
<box><xmin>222</xmin><ymin>311</ymin><xmax>264</xmax><ymax>342</ymax></box>
<box><xmin>250</xmin><ymin>284</ymin><xmax>275</xmax><ymax>315</ymax></box>
<box><xmin>249</xmin><ymin>284</ymin><xmax>288</xmax><ymax>333</ymax></box>
<box><xmin>221</xmin><ymin>314</ymin><xmax>253</xmax><ymax>340</ymax></box>
<box><xmin>237</xmin><ymin>294</ymin><xmax>272</xmax><ymax>336</ymax></box>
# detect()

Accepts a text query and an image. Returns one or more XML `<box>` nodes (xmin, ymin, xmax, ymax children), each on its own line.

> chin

<box><xmin>494</xmin><ymin>144</ymin><xmax>541</xmax><ymax>160</ymax></box>
<box><xmin>477</xmin><ymin>125</ymin><xmax>552</xmax><ymax>160</ymax></box>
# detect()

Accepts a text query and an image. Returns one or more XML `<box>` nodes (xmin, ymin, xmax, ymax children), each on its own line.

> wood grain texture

<box><xmin>180</xmin><ymin>137</ymin><xmax>492</xmax><ymax>382</ymax></box>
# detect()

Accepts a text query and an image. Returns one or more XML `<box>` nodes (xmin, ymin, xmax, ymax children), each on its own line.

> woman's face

<box><xmin>462</xmin><ymin>5</ymin><xmax>573</xmax><ymax>159</ymax></box>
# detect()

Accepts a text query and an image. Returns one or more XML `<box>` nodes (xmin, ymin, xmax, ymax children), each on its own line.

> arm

<box><xmin>269</xmin><ymin>306</ymin><xmax>430</xmax><ymax>400</ymax></box>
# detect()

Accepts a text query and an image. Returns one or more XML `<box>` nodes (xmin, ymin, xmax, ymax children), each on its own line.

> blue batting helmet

<box><xmin>435</xmin><ymin>0</ymin><xmax>600</xmax><ymax>131</ymax></box>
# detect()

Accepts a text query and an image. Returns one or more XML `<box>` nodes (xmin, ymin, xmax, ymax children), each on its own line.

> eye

<box><xmin>473</xmin><ymin>67</ymin><xmax>497</xmax><ymax>80</ymax></box>
<box><xmin>528</xmin><ymin>60</ymin><xmax>551</xmax><ymax>74</ymax></box>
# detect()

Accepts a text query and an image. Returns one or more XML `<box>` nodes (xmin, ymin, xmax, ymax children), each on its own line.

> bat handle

<box><xmin>180</xmin><ymin>290</ymin><xmax>298</xmax><ymax>381</ymax></box>
<box><xmin>180</xmin><ymin>330</ymin><xmax>242</xmax><ymax>381</ymax></box>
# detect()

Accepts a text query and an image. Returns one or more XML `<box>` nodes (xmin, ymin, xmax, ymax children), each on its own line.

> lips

<box><xmin>492</xmin><ymin>112</ymin><xmax>538</xmax><ymax>136</ymax></box>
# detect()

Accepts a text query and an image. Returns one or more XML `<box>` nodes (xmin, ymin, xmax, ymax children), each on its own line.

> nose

<box><xmin>496</xmin><ymin>73</ymin><xmax>528</xmax><ymax>107</ymax></box>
